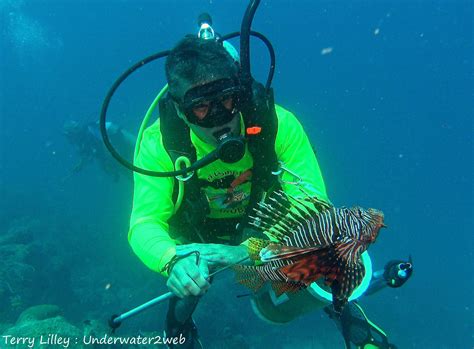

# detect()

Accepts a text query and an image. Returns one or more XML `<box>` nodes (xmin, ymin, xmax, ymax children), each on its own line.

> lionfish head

<box><xmin>366</xmin><ymin>208</ymin><xmax>386</xmax><ymax>242</ymax></box>
<box><xmin>353</xmin><ymin>207</ymin><xmax>385</xmax><ymax>243</ymax></box>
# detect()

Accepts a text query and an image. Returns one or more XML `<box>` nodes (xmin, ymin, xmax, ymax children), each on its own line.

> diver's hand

<box><xmin>176</xmin><ymin>244</ymin><xmax>250</xmax><ymax>269</ymax></box>
<box><xmin>166</xmin><ymin>254</ymin><xmax>210</xmax><ymax>298</ymax></box>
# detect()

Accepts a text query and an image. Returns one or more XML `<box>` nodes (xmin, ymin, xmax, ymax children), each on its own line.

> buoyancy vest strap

<box><xmin>240</xmin><ymin>81</ymin><xmax>280</xmax><ymax>229</ymax></box>
<box><xmin>159</xmin><ymin>95</ymin><xmax>201</xmax><ymax>205</ymax></box>
<box><xmin>159</xmin><ymin>95</ymin><xmax>195</xmax><ymax>162</ymax></box>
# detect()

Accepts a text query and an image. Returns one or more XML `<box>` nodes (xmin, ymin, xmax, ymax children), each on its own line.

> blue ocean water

<box><xmin>1</xmin><ymin>0</ymin><xmax>472</xmax><ymax>348</ymax></box>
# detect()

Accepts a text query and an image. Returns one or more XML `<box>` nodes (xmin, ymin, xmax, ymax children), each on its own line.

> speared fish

<box><xmin>234</xmin><ymin>190</ymin><xmax>386</xmax><ymax>312</ymax></box>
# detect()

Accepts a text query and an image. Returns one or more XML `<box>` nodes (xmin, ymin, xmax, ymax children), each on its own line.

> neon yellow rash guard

<box><xmin>128</xmin><ymin>104</ymin><xmax>329</xmax><ymax>276</ymax></box>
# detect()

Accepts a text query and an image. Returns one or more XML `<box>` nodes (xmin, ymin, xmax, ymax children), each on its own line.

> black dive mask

<box><xmin>176</xmin><ymin>78</ymin><xmax>243</xmax><ymax>128</ymax></box>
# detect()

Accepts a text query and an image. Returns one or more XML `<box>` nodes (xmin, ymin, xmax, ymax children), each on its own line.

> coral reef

<box><xmin>16</xmin><ymin>304</ymin><xmax>62</xmax><ymax>324</ymax></box>
<box><xmin>0</xmin><ymin>217</ymin><xmax>341</xmax><ymax>349</ymax></box>
<box><xmin>0</xmin><ymin>217</ymin><xmax>80</xmax><ymax>323</ymax></box>
<box><xmin>0</xmin><ymin>218</ymin><xmax>37</xmax><ymax>320</ymax></box>
<box><xmin>3</xmin><ymin>315</ymin><xmax>84</xmax><ymax>349</ymax></box>
<box><xmin>1</xmin><ymin>304</ymin><xmax>167</xmax><ymax>349</ymax></box>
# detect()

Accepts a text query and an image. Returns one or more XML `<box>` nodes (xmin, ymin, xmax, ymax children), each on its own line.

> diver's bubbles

<box><xmin>1</xmin><ymin>0</ymin><xmax>63</xmax><ymax>69</ymax></box>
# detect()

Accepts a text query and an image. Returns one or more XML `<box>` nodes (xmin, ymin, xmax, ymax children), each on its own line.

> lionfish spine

<box><xmin>254</xmin><ymin>209</ymin><xmax>272</xmax><ymax>220</ymax></box>
<box><xmin>255</xmin><ymin>220</ymin><xmax>287</xmax><ymax>239</ymax></box>
<box><xmin>256</xmin><ymin>203</ymin><xmax>293</xmax><ymax>231</ymax></box>
<box><xmin>251</xmin><ymin>190</ymin><xmax>349</xmax><ymax>248</ymax></box>
<box><xmin>296</xmin><ymin>186</ymin><xmax>333</xmax><ymax>211</ymax></box>
<box><xmin>283</xmin><ymin>208</ymin><xmax>341</xmax><ymax>248</ymax></box>
<box><xmin>257</xmin><ymin>202</ymin><xmax>280</xmax><ymax>218</ymax></box>
<box><xmin>266</xmin><ymin>195</ymin><xmax>289</xmax><ymax>211</ymax></box>
<box><xmin>252</xmin><ymin>215</ymin><xmax>287</xmax><ymax>234</ymax></box>
<box><xmin>254</xmin><ymin>201</ymin><xmax>292</xmax><ymax>228</ymax></box>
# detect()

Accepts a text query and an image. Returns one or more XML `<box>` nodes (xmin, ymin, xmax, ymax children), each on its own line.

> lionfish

<box><xmin>234</xmin><ymin>190</ymin><xmax>386</xmax><ymax>312</ymax></box>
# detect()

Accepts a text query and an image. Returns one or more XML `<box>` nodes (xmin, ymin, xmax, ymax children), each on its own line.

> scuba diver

<box><xmin>100</xmin><ymin>3</ymin><xmax>412</xmax><ymax>348</ymax></box>
<box><xmin>129</xmin><ymin>35</ymin><xmax>331</xmax><ymax>348</ymax></box>
<box><xmin>63</xmin><ymin>120</ymin><xmax>135</xmax><ymax>181</ymax></box>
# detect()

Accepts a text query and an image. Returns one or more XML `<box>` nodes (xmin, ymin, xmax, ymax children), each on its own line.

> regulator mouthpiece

<box><xmin>217</xmin><ymin>134</ymin><xmax>245</xmax><ymax>163</ymax></box>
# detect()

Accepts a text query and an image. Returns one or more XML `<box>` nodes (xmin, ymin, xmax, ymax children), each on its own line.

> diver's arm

<box><xmin>119</xmin><ymin>129</ymin><xmax>137</xmax><ymax>150</ymax></box>
<box><xmin>60</xmin><ymin>159</ymin><xmax>83</xmax><ymax>183</ymax></box>
<box><xmin>273</xmin><ymin>105</ymin><xmax>330</xmax><ymax>202</ymax></box>
<box><xmin>128</xmin><ymin>222</ymin><xmax>176</xmax><ymax>275</ymax></box>
<box><xmin>106</xmin><ymin>121</ymin><xmax>137</xmax><ymax>151</ymax></box>
<box><xmin>61</xmin><ymin>155</ymin><xmax>91</xmax><ymax>182</ymax></box>
<box><xmin>128</xmin><ymin>121</ymin><xmax>177</xmax><ymax>276</ymax></box>
<box><xmin>72</xmin><ymin>157</ymin><xmax>87</xmax><ymax>174</ymax></box>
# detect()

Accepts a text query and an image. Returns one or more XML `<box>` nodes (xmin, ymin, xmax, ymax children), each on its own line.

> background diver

<box><xmin>63</xmin><ymin>120</ymin><xmax>135</xmax><ymax>181</ymax></box>
<box><xmin>101</xmin><ymin>8</ymin><xmax>413</xmax><ymax>349</ymax></box>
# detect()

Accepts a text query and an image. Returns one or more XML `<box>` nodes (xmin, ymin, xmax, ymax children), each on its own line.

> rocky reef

<box><xmin>0</xmin><ymin>218</ymin><xmax>340</xmax><ymax>349</ymax></box>
<box><xmin>1</xmin><ymin>304</ymin><xmax>165</xmax><ymax>349</ymax></box>
<box><xmin>0</xmin><ymin>218</ymin><xmax>38</xmax><ymax>320</ymax></box>
<box><xmin>3</xmin><ymin>305</ymin><xmax>83</xmax><ymax>349</ymax></box>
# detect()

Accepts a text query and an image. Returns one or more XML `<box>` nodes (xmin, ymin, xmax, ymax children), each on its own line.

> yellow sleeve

<box><xmin>274</xmin><ymin>105</ymin><xmax>330</xmax><ymax>203</ymax></box>
<box><xmin>128</xmin><ymin>120</ymin><xmax>177</xmax><ymax>276</ymax></box>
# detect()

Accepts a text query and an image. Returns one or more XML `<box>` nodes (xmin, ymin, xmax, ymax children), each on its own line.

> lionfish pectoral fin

<box><xmin>330</xmin><ymin>287</ymin><xmax>348</xmax><ymax>314</ymax></box>
<box><xmin>334</xmin><ymin>238</ymin><xmax>366</xmax><ymax>265</ymax></box>
<box><xmin>280</xmin><ymin>248</ymin><xmax>339</xmax><ymax>286</ymax></box>
<box><xmin>260</xmin><ymin>244</ymin><xmax>320</xmax><ymax>262</ymax></box>
<box><xmin>334</xmin><ymin>259</ymin><xmax>366</xmax><ymax>301</ymax></box>
<box><xmin>232</xmin><ymin>265</ymin><xmax>265</xmax><ymax>293</ymax></box>
<box><xmin>233</xmin><ymin>264</ymin><xmax>303</xmax><ymax>296</ymax></box>
<box><xmin>270</xmin><ymin>280</ymin><xmax>304</xmax><ymax>296</ymax></box>
<box><xmin>324</xmin><ymin>270</ymin><xmax>340</xmax><ymax>286</ymax></box>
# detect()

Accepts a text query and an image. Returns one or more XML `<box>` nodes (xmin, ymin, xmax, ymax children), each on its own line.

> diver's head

<box><xmin>63</xmin><ymin>120</ymin><xmax>80</xmax><ymax>135</ymax></box>
<box><xmin>165</xmin><ymin>36</ymin><xmax>243</xmax><ymax>146</ymax></box>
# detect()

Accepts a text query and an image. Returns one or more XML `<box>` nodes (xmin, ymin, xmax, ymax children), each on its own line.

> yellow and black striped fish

<box><xmin>234</xmin><ymin>190</ymin><xmax>386</xmax><ymax>312</ymax></box>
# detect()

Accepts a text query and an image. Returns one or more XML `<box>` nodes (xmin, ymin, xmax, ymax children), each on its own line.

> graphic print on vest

<box><xmin>204</xmin><ymin>169</ymin><xmax>252</xmax><ymax>217</ymax></box>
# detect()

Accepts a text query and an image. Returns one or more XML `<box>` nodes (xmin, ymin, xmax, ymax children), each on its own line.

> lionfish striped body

<box><xmin>234</xmin><ymin>190</ymin><xmax>385</xmax><ymax>312</ymax></box>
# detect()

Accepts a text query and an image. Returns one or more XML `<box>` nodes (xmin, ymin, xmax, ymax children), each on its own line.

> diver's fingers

<box><xmin>185</xmin><ymin>259</ymin><xmax>210</xmax><ymax>293</ymax></box>
<box><xmin>187</xmin><ymin>271</ymin><xmax>210</xmax><ymax>293</ymax></box>
<box><xmin>198</xmin><ymin>258</ymin><xmax>210</xmax><ymax>282</ymax></box>
<box><xmin>176</xmin><ymin>243</ymin><xmax>217</xmax><ymax>258</ymax></box>
<box><xmin>167</xmin><ymin>276</ymin><xmax>185</xmax><ymax>298</ymax></box>
<box><xmin>167</xmin><ymin>258</ymin><xmax>196</xmax><ymax>298</ymax></box>
<box><xmin>175</xmin><ymin>244</ymin><xmax>193</xmax><ymax>256</ymax></box>
<box><xmin>177</xmin><ymin>272</ymin><xmax>206</xmax><ymax>297</ymax></box>
<box><xmin>174</xmin><ymin>258</ymin><xmax>209</xmax><ymax>297</ymax></box>
<box><xmin>175</xmin><ymin>243</ymin><xmax>203</xmax><ymax>256</ymax></box>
